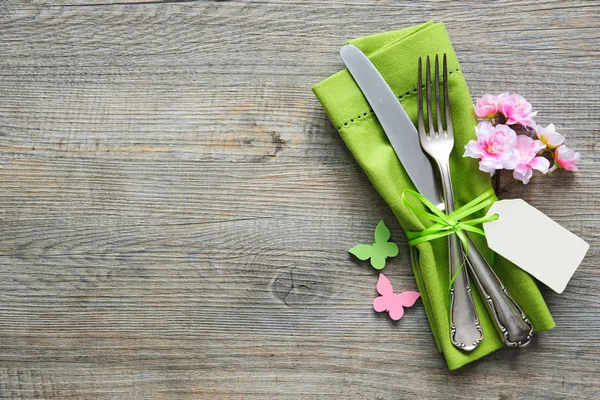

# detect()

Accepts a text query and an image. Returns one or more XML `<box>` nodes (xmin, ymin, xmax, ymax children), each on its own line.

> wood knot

<box><xmin>266</xmin><ymin>132</ymin><xmax>287</xmax><ymax>157</ymax></box>
<box><xmin>270</xmin><ymin>267</ymin><xmax>327</xmax><ymax>307</ymax></box>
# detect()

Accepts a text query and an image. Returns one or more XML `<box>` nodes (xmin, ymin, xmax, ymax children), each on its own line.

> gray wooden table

<box><xmin>1</xmin><ymin>1</ymin><xmax>598</xmax><ymax>398</ymax></box>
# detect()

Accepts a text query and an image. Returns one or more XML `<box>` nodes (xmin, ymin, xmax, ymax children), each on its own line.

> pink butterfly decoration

<box><xmin>373</xmin><ymin>273</ymin><xmax>420</xmax><ymax>321</ymax></box>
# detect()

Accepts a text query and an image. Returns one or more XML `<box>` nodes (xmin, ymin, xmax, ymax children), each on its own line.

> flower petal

<box><xmin>513</xmin><ymin>165</ymin><xmax>533</xmax><ymax>184</ymax></box>
<box><xmin>529</xmin><ymin>156</ymin><xmax>550</xmax><ymax>173</ymax></box>
<box><xmin>464</xmin><ymin>140</ymin><xmax>482</xmax><ymax>158</ymax></box>
<box><xmin>555</xmin><ymin>145</ymin><xmax>581</xmax><ymax>171</ymax></box>
<box><xmin>503</xmin><ymin>149</ymin><xmax>520</xmax><ymax>170</ymax></box>
<box><xmin>479</xmin><ymin>161</ymin><xmax>497</xmax><ymax>175</ymax></box>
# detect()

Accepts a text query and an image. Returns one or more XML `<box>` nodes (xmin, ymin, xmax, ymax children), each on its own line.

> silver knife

<box><xmin>341</xmin><ymin>44</ymin><xmax>534</xmax><ymax>348</ymax></box>
<box><xmin>339</xmin><ymin>45</ymin><xmax>443</xmax><ymax>209</ymax></box>
<box><xmin>341</xmin><ymin>44</ymin><xmax>480</xmax><ymax>351</ymax></box>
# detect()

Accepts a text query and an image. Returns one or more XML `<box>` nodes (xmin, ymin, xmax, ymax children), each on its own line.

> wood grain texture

<box><xmin>0</xmin><ymin>0</ymin><xmax>599</xmax><ymax>398</ymax></box>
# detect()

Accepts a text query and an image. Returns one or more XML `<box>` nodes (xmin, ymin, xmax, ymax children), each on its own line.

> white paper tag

<box><xmin>483</xmin><ymin>199</ymin><xmax>589</xmax><ymax>294</ymax></box>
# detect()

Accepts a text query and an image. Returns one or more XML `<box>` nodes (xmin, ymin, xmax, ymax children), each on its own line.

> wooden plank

<box><xmin>0</xmin><ymin>0</ymin><xmax>598</xmax><ymax>398</ymax></box>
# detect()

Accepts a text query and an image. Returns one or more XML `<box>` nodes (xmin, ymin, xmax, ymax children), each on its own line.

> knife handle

<box><xmin>463</xmin><ymin>233</ymin><xmax>534</xmax><ymax>347</ymax></box>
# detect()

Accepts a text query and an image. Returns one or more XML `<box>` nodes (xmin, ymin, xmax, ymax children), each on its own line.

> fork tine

<box><xmin>425</xmin><ymin>56</ymin><xmax>436</xmax><ymax>137</ymax></box>
<box><xmin>443</xmin><ymin>53</ymin><xmax>453</xmax><ymax>138</ymax></box>
<box><xmin>417</xmin><ymin>57</ymin><xmax>427</xmax><ymax>141</ymax></box>
<box><xmin>435</xmin><ymin>55</ymin><xmax>444</xmax><ymax>135</ymax></box>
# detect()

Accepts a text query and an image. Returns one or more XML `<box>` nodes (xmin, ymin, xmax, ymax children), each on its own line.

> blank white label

<box><xmin>483</xmin><ymin>199</ymin><xmax>589</xmax><ymax>294</ymax></box>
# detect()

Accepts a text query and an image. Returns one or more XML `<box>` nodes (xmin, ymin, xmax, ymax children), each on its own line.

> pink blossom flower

<box><xmin>554</xmin><ymin>145</ymin><xmax>580</xmax><ymax>171</ymax></box>
<box><xmin>512</xmin><ymin>135</ymin><xmax>550</xmax><ymax>184</ymax></box>
<box><xmin>464</xmin><ymin>121</ymin><xmax>519</xmax><ymax>175</ymax></box>
<box><xmin>474</xmin><ymin>94</ymin><xmax>499</xmax><ymax>118</ymax></box>
<box><xmin>497</xmin><ymin>93</ymin><xmax>537</xmax><ymax>129</ymax></box>
<box><xmin>536</xmin><ymin>123</ymin><xmax>565</xmax><ymax>149</ymax></box>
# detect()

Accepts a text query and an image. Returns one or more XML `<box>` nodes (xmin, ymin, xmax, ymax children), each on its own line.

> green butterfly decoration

<box><xmin>349</xmin><ymin>220</ymin><xmax>399</xmax><ymax>270</ymax></box>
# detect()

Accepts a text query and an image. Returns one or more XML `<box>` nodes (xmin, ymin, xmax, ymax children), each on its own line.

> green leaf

<box><xmin>374</xmin><ymin>220</ymin><xmax>391</xmax><ymax>244</ymax></box>
<box><xmin>349</xmin><ymin>244</ymin><xmax>373</xmax><ymax>260</ymax></box>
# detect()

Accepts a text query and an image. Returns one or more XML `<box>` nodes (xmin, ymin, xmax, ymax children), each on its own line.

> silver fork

<box><xmin>418</xmin><ymin>54</ymin><xmax>534</xmax><ymax>349</ymax></box>
<box><xmin>417</xmin><ymin>54</ymin><xmax>483</xmax><ymax>351</ymax></box>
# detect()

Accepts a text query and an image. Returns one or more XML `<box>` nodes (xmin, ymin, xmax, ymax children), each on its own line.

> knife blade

<box><xmin>340</xmin><ymin>44</ymin><xmax>443</xmax><ymax>208</ymax></box>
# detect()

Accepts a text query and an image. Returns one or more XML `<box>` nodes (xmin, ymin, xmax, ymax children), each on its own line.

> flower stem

<box><xmin>497</xmin><ymin>178</ymin><xmax>520</xmax><ymax>195</ymax></box>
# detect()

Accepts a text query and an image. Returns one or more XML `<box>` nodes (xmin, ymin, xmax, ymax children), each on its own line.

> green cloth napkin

<box><xmin>312</xmin><ymin>21</ymin><xmax>555</xmax><ymax>370</ymax></box>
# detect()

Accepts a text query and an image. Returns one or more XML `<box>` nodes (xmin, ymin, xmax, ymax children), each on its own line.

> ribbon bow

<box><xmin>402</xmin><ymin>188</ymin><xmax>499</xmax><ymax>288</ymax></box>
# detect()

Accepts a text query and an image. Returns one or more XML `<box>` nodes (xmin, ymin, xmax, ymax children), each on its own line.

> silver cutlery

<box><xmin>417</xmin><ymin>55</ymin><xmax>483</xmax><ymax>351</ymax></box>
<box><xmin>417</xmin><ymin>54</ymin><xmax>533</xmax><ymax>348</ymax></box>
<box><xmin>340</xmin><ymin>45</ymin><xmax>534</xmax><ymax>349</ymax></box>
<box><xmin>461</xmin><ymin>232</ymin><xmax>534</xmax><ymax>347</ymax></box>
<box><xmin>339</xmin><ymin>45</ymin><xmax>443</xmax><ymax>208</ymax></box>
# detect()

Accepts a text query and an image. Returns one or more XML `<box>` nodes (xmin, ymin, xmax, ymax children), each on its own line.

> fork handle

<box><xmin>463</xmin><ymin>233</ymin><xmax>534</xmax><ymax>347</ymax></box>
<box><xmin>438</xmin><ymin>162</ymin><xmax>483</xmax><ymax>351</ymax></box>
<box><xmin>448</xmin><ymin>231</ymin><xmax>483</xmax><ymax>350</ymax></box>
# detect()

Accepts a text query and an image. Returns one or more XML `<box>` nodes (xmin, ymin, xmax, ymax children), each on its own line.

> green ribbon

<box><xmin>402</xmin><ymin>188</ymin><xmax>499</xmax><ymax>289</ymax></box>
